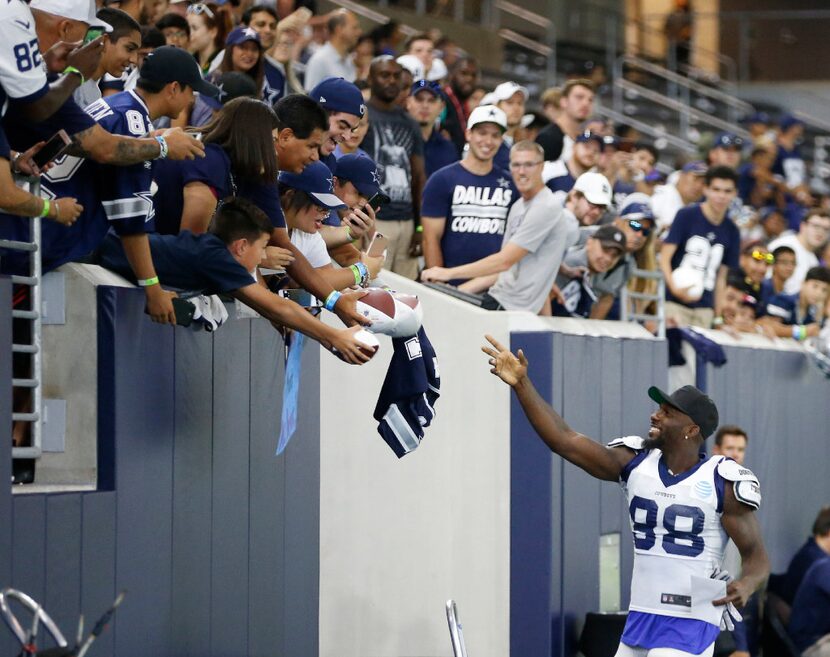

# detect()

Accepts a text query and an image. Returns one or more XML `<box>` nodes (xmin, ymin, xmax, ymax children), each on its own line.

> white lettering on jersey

<box><xmin>678</xmin><ymin>235</ymin><xmax>724</xmax><ymax>291</ymax></box>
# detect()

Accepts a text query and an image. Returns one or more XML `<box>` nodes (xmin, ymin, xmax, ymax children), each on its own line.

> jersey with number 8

<box><xmin>0</xmin><ymin>0</ymin><xmax>48</xmax><ymax>116</ymax></box>
<box><xmin>614</xmin><ymin>439</ymin><xmax>759</xmax><ymax>623</ymax></box>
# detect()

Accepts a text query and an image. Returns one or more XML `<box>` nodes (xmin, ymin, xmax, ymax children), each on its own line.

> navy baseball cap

<box><xmin>648</xmin><ymin>385</ymin><xmax>719</xmax><ymax>439</ymax></box>
<box><xmin>575</xmin><ymin>130</ymin><xmax>604</xmax><ymax>146</ymax></box>
<box><xmin>226</xmin><ymin>25</ymin><xmax>261</xmax><ymax>48</ymax></box>
<box><xmin>744</xmin><ymin>111</ymin><xmax>770</xmax><ymax>125</ymax></box>
<box><xmin>140</xmin><ymin>46</ymin><xmax>219</xmax><ymax>98</ymax></box>
<box><xmin>309</xmin><ymin>77</ymin><xmax>366</xmax><ymax>119</ymax></box>
<box><xmin>619</xmin><ymin>193</ymin><xmax>654</xmax><ymax>222</ymax></box>
<box><xmin>712</xmin><ymin>132</ymin><xmax>744</xmax><ymax>149</ymax></box>
<box><xmin>278</xmin><ymin>161</ymin><xmax>347</xmax><ymax>210</ymax></box>
<box><xmin>201</xmin><ymin>71</ymin><xmax>258</xmax><ymax>110</ymax></box>
<box><xmin>681</xmin><ymin>160</ymin><xmax>707</xmax><ymax>176</ymax></box>
<box><xmin>780</xmin><ymin>114</ymin><xmax>804</xmax><ymax>131</ymax></box>
<box><xmin>333</xmin><ymin>154</ymin><xmax>381</xmax><ymax>198</ymax></box>
<box><xmin>410</xmin><ymin>79</ymin><xmax>444</xmax><ymax>99</ymax></box>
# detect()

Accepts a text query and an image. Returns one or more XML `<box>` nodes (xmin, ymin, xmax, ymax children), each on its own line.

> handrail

<box><xmin>620</xmin><ymin>269</ymin><xmax>666</xmax><ymax>339</ymax></box>
<box><xmin>498</xmin><ymin>28</ymin><xmax>552</xmax><ymax>57</ymax></box>
<box><xmin>592</xmin><ymin>104</ymin><xmax>698</xmax><ymax>155</ymax></box>
<box><xmin>619</xmin><ymin>55</ymin><xmax>751</xmax><ymax>113</ymax></box>
<box><xmin>614</xmin><ymin>78</ymin><xmax>751</xmax><ymax>139</ymax></box>
<box><xmin>493</xmin><ymin>0</ymin><xmax>549</xmax><ymax>29</ymax></box>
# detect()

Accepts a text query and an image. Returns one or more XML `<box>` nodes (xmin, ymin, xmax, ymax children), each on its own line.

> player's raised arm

<box><xmin>482</xmin><ymin>335</ymin><xmax>634</xmax><ymax>481</ymax></box>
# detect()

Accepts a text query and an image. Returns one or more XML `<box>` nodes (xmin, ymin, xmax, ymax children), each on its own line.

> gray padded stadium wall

<box><xmin>1</xmin><ymin>286</ymin><xmax>319</xmax><ymax>657</ymax></box>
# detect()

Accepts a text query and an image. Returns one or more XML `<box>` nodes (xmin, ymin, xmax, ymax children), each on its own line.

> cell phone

<box><xmin>366</xmin><ymin>191</ymin><xmax>390</xmax><ymax>212</ymax></box>
<box><xmin>367</xmin><ymin>232</ymin><xmax>388</xmax><ymax>258</ymax></box>
<box><xmin>33</xmin><ymin>130</ymin><xmax>71</xmax><ymax>168</ymax></box>
<box><xmin>84</xmin><ymin>27</ymin><xmax>105</xmax><ymax>44</ymax></box>
<box><xmin>172</xmin><ymin>297</ymin><xmax>196</xmax><ymax>327</ymax></box>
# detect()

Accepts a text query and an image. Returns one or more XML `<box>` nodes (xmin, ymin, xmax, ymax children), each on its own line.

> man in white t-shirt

<box><xmin>767</xmin><ymin>210</ymin><xmax>830</xmax><ymax>294</ymax></box>
<box><xmin>652</xmin><ymin>160</ymin><xmax>707</xmax><ymax>232</ymax></box>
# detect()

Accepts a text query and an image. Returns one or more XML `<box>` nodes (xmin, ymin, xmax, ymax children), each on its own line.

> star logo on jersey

<box><xmin>707</xmin><ymin>232</ymin><xmax>716</xmax><ymax>242</ymax></box>
<box><xmin>497</xmin><ymin>177</ymin><xmax>510</xmax><ymax>189</ymax></box>
<box><xmin>262</xmin><ymin>80</ymin><xmax>280</xmax><ymax>105</ymax></box>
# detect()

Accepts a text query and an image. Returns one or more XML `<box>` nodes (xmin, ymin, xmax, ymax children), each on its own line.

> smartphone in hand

<box><xmin>367</xmin><ymin>232</ymin><xmax>388</xmax><ymax>258</ymax></box>
<box><xmin>365</xmin><ymin>191</ymin><xmax>390</xmax><ymax>212</ymax></box>
<box><xmin>33</xmin><ymin>130</ymin><xmax>72</xmax><ymax>168</ymax></box>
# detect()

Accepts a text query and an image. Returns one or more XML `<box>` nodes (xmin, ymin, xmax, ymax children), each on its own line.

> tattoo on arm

<box><xmin>65</xmin><ymin>126</ymin><xmax>96</xmax><ymax>159</ymax></box>
<box><xmin>66</xmin><ymin>126</ymin><xmax>159</xmax><ymax>165</ymax></box>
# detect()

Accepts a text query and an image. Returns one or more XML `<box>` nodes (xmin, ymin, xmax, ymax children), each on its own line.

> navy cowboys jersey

<box><xmin>36</xmin><ymin>90</ymin><xmax>156</xmax><ymax>271</ymax></box>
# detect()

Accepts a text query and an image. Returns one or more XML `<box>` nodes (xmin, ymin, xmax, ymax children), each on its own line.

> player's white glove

<box><xmin>711</xmin><ymin>567</ymin><xmax>743</xmax><ymax>631</ymax></box>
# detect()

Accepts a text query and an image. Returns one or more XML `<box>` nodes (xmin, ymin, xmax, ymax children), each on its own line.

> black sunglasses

<box><xmin>628</xmin><ymin>219</ymin><xmax>651</xmax><ymax>237</ymax></box>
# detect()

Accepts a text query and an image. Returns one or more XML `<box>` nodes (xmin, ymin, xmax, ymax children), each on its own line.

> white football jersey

<box><xmin>621</xmin><ymin>448</ymin><xmax>728</xmax><ymax>622</ymax></box>
<box><xmin>0</xmin><ymin>0</ymin><xmax>48</xmax><ymax>115</ymax></box>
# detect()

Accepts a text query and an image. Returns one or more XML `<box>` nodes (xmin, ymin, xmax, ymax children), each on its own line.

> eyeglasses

<box><xmin>627</xmin><ymin>219</ymin><xmax>651</xmax><ymax>237</ymax></box>
<box><xmin>805</xmin><ymin>221</ymin><xmax>830</xmax><ymax>232</ymax></box>
<box><xmin>509</xmin><ymin>161</ymin><xmax>543</xmax><ymax>170</ymax></box>
<box><xmin>187</xmin><ymin>3</ymin><xmax>215</xmax><ymax>18</ymax></box>
<box><xmin>749</xmin><ymin>249</ymin><xmax>774</xmax><ymax>264</ymax></box>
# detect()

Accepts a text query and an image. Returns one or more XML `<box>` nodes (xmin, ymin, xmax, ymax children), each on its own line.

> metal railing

<box><xmin>619</xmin><ymin>269</ymin><xmax>666</xmax><ymax>339</ymax></box>
<box><xmin>0</xmin><ymin>180</ymin><xmax>43</xmax><ymax>461</ymax></box>
<box><xmin>593</xmin><ymin>104</ymin><xmax>698</xmax><ymax>155</ymax></box>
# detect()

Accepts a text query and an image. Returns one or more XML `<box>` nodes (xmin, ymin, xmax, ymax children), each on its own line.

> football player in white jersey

<box><xmin>481</xmin><ymin>335</ymin><xmax>770</xmax><ymax>657</ymax></box>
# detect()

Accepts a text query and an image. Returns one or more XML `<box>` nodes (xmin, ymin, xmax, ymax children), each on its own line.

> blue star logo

<box><xmin>243</xmin><ymin>27</ymin><xmax>258</xmax><ymax>39</ymax></box>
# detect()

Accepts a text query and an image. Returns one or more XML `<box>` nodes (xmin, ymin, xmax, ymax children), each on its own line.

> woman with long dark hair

<box><xmin>186</xmin><ymin>2</ymin><xmax>231</xmax><ymax>74</ymax></box>
<box><xmin>212</xmin><ymin>26</ymin><xmax>265</xmax><ymax>93</ymax></box>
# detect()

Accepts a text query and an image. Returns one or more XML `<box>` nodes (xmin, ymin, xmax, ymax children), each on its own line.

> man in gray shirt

<box><xmin>303</xmin><ymin>9</ymin><xmax>361</xmax><ymax>90</ymax></box>
<box><xmin>421</xmin><ymin>140</ymin><xmax>578</xmax><ymax>313</ymax></box>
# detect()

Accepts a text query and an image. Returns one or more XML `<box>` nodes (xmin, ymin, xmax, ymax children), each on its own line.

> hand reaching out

<box><xmin>481</xmin><ymin>334</ymin><xmax>528</xmax><ymax>386</ymax></box>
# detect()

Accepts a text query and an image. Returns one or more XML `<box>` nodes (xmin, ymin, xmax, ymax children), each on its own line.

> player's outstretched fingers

<box><xmin>517</xmin><ymin>349</ymin><xmax>528</xmax><ymax>366</ymax></box>
<box><xmin>484</xmin><ymin>333</ymin><xmax>508</xmax><ymax>353</ymax></box>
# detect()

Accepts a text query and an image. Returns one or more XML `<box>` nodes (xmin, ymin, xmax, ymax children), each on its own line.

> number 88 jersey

<box><xmin>614</xmin><ymin>441</ymin><xmax>750</xmax><ymax>623</ymax></box>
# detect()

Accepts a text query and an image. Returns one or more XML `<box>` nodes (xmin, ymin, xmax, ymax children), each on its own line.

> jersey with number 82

<box><xmin>0</xmin><ymin>0</ymin><xmax>48</xmax><ymax>115</ymax></box>
<box><xmin>620</xmin><ymin>448</ymin><xmax>729</xmax><ymax>622</ymax></box>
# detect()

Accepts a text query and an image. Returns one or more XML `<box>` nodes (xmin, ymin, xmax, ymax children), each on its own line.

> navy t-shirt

<box><xmin>421</xmin><ymin>161</ymin><xmax>515</xmax><ymax>269</ymax></box>
<box><xmin>493</xmin><ymin>141</ymin><xmax>510</xmax><ymax>172</ymax></box>
<box><xmin>764</xmin><ymin>292</ymin><xmax>817</xmax><ymax>325</ymax></box>
<box><xmin>0</xmin><ymin>125</ymin><xmax>9</xmax><ymax>159</ymax></box>
<box><xmin>262</xmin><ymin>56</ymin><xmax>287</xmax><ymax>105</ymax></box>
<box><xmin>423</xmin><ymin>130</ymin><xmax>458</xmax><ymax>179</ymax></box>
<box><xmin>99</xmin><ymin>230</ymin><xmax>257</xmax><ymax>294</ymax></box>
<box><xmin>664</xmin><ymin>204</ymin><xmax>740</xmax><ymax>309</ymax></box>
<box><xmin>152</xmin><ymin>143</ymin><xmax>285</xmax><ymax>234</ymax></box>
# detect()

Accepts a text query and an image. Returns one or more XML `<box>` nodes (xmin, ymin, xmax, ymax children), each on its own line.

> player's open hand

<box><xmin>481</xmin><ymin>334</ymin><xmax>528</xmax><ymax>386</ymax></box>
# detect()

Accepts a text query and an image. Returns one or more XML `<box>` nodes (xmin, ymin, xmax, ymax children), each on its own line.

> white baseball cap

<box><xmin>491</xmin><ymin>81</ymin><xmax>529</xmax><ymax>103</ymax></box>
<box><xmin>573</xmin><ymin>171</ymin><xmax>613</xmax><ymax>206</ymax></box>
<box><xmin>467</xmin><ymin>104</ymin><xmax>507</xmax><ymax>132</ymax></box>
<box><xmin>396</xmin><ymin>55</ymin><xmax>424</xmax><ymax>81</ymax></box>
<box><xmin>426</xmin><ymin>58</ymin><xmax>447</xmax><ymax>81</ymax></box>
<box><xmin>31</xmin><ymin>0</ymin><xmax>112</xmax><ymax>31</ymax></box>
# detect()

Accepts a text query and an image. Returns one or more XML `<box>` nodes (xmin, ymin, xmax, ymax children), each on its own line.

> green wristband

<box><xmin>63</xmin><ymin>65</ymin><xmax>85</xmax><ymax>85</ymax></box>
<box><xmin>138</xmin><ymin>276</ymin><xmax>159</xmax><ymax>287</ymax></box>
<box><xmin>39</xmin><ymin>198</ymin><xmax>51</xmax><ymax>218</ymax></box>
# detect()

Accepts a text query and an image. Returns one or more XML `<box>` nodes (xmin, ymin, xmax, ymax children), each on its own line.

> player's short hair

<box><xmin>562</xmin><ymin>78</ymin><xmax>595</xmax><ymax>98</ymax></box>
<box><xmin>772</xmin><ymin>245</ymin><xmax>795</xmax><ymax>260</ymax></box>
<box><xmin>804</xmin><ymin>266</ymin><xmax>830</xmax><ymax>285</ymax></box>
<box><xmin>634</xmin><ymin>142</ymin><xmax>658</xmax><ymax>161</ymax></box>
<box><xmin>705</xmin><ymin>165</ymin><xmax>738</xmax><ymax>186</ymax></box>
<box><xmin>510</xmin><ymin>140</ymin><xmax>544</xmax><ymax>159</ymax></box>
<box><xmin>812</xmin><ymin>506</ymin><xmax>830</xmax><ymax>537</ymax></box>
<box><xmin>714</xmin><ymin>425</ymin><xmax>748</xmax><ymax>447</ymax></box>
<box><xmin>202</xmin><ymin>97</ymin><xmax>280</xmax><ymax>182</ymax></box>
<box><xmin>156</xmin><ymin>12</ymin><xmax>189</xmax><ymax>36</ymax></box>
<box><xmin>241</xmin><ymin>3</ymin><xmax>277</xmax><ymax>25</ymax></box>
<box><xmin>97</xmin><ymin>7</ymin><xmax>140</xmax><ymax>42</ymax></box>
<box><xmin>273</xmin><ymin>94</ymin><xmax>329</xmax><ymax>139</ymax></box>
<box><xmin>540</xmin><ymin>87</ymin><xmax>561</xmax><ymax>108</ymax></box>
<box><xmin>405</xmin><ymin>32</ymin><xmax>433</xmax><ymax>52</ymax></box>
<box><xmin>209</xmin><ymin>197</ymin><xmax>271</xmax><ymax>244</ymax></box>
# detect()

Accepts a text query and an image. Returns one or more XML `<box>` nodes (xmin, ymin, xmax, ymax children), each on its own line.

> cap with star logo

<box><xmin>467</xmin><ymin>104</ymin><xmax>507</xmax><ymax>132</ymax></box>
<box><xmin>201</xmin><ymin>71</ymin><xmax>258</xmax><ymax>110</ymax></box>
<box><xmin>332</xmin><ymin>153</ymin><xmax>382</xmax><ymax>198</ymax></box>
<box><xmin>278</xmin><ymin>161</ymin><xmax>347</xmax><ymax>210</ymax></box>
<box><xmin>225</xmin><ymin>25</ymin><xmax>262</xmax><ymax>47</ymax></box>
<box><xmin>308</xmin><ymin>77</ymin><xmax>366</xmax><ymax>119</ymax></box>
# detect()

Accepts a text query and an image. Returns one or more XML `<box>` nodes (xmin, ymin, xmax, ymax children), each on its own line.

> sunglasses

<box><xmin>187</xmin><ymin>3</ymin><xmax>215</xmax><ymax>18</ymax></box>
<box><xmin>749</xmin><ymin>249</ymin><xmax>774</xmax><ymax>264</ymax></box>
<box><xmin>627</xmin><ymin>219</ymin><xmax>651</xmax><ymax>237</ymax></box>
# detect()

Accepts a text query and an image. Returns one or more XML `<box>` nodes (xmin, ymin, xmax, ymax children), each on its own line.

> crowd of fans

<box><xmin>1</xmin><ymin>0</ymin><xmax>829</xmax><ymax>372</ymax></box>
